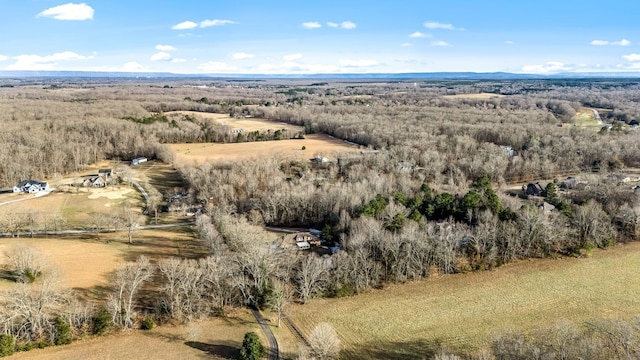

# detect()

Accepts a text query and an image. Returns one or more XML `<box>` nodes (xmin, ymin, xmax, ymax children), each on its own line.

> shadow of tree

<box><xmin>185</xmin><ymin>341</ymin><xmax>239</xmax><ymax>359</ymax></box>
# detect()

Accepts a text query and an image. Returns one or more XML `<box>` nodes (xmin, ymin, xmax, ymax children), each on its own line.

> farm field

<box><xmin>287</xmin><ymin>242</ymin><xmax>640</xmax><ymax>358</ymax></box>
<box><xmin>0</xmin><ymin>227</ymin><xmax>202</xmax><ymax>293</ymax></box>
<box><xmin>5</xmin><ymin>309</ymin><xmax>262</xmax><ymax>360</ymax></box>
<box><xmin>443</xmin><ymin>93</ymin><xmax>505</xmax><ymax>100</ymax></box>
<box><xmin>572</xmin><ymin>107</ymin><xmax>601</xmax><ymax>127</ymax></box>
<box><xmin>168</xmin><ymin>111</ymin><xmax>303</xmax><ymax>133</ymax></box>
<box><xmin>0</xmin><ymin>185</ymin><xmax>144</xmax><ymax>229</ymax></box>
<box><xmin>169</xmin><ymin>133</ymin><xmax>361</xmax><ymax>164</ymax></box>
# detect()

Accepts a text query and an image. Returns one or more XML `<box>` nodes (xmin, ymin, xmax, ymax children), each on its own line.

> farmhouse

<box><xmin>294</xmin><ymin>232</ymin><xmax>321</xmax><ymax>246</ymax></box>
<box><xmin>13</xmin><ymin>180</ymin><xmax>49</xmax><ymax>194</ymax></box>
<box><xmin>82</xmin><ymin>176</ymin><xmax>106</xmax><ymax>187</ymax></box>
<box><xmin>131</xmin><ymin>157</ymin><xmax>148</xmax><ymax>166</ymax></box>
<box><xmin>98</xmin><ymin>168</ymin><xmax>113</xmax><ymax>181</ymax></box>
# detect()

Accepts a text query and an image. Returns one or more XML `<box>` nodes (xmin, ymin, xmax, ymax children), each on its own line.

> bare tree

<box><xmin>4</xmin><ymin>244</ymin><xmax>47</xmax><ymax>283</ymax></box>
<box><xmin>296</xmin><ymin>255</ymin><xmax>327</xmax><ymax>304</ymax></box>
<box><xmin>266</xmin><ymin>280</ymin><xmax>290</xmax><ymax>327</ymax></box>
<box><xmin>107</xmin><ymin>256</ymin><xmax>154</xmax><ymax>329</ymax></box>
<box><xmin>307</xmin><ymin>323</ymin><xmax>341</xmax><ymax>360</ymax></box>
<box><xmin>0</xmin><ymin>274</ymin><xmax>68</xmax><ymax>343</ymax></box>
<box><xmin>118</xmin><ymin>200</ymin><xmax>141</xmax><ymax>244</ymax></box>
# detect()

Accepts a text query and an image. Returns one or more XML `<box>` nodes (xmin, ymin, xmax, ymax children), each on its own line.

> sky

<box><xmin>1</xmin><ymin>0</ymin><xmax>640</xmax><ymax>74</ymax></box>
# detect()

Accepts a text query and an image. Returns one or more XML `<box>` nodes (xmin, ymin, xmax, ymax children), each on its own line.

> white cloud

<box><xmin>198</xmin><ymin>61</ymin><xmax>237</xmax><ymax>72</ymax></box>
<box><xmin>302</xmin><ymin>22</ymin><xmax>322</xmax><ymax>29</ymax></box>
<box><xmin>171</xmin><ymin>58</ymin><xmax>187</xmax><ymax>63</ymax></box>
<box><xmin>0</xmin><ymin>55</ymin><xmax>7</xmax><ymax>61</ymax></box>
<box><xmin>522</xmin><ymin>61</ymin><xmax>571</xmax><ymax>74</ymax></box>
<box><xmin>327</xmin><ymin>22</ymin><xmax>338</xmax><ymax>28</ymax></box>
<box><xmin>401</xmin><ymin>43</ymin><xmax>412</xmax><ymax>47</ymax></box>
<box><xmin>232</xmin><ymin>52</ymin><xmax>255</xmax><ymax>60</ymax></box>
<box><xmin>431</xmin><ymin>41</ymin><xmax>451</xmax><ymax>47</ymax></box>
<box><xmin>341</xmin><ymin>21</ymin><xmax>356</xmax><ymax>29</ymax></box>
<box><xmin>409</xmin><ymin>31</ymin><xmax>430</xmax><ymax>38</ymax></box>
<box><xmin>200</xmin><ymin>19</ymin><xmax>236</xmax><ymax>28</ymax></box>
<box><xmin>505</xmin><ymin>40</ymin><xmax>514</xmax><ymax>45</ymax></box>
<box><xmin>7</xmin><ymin>51</ymin><xmax>94</xmax><ymax>70</ymax></box>
<box><xmin>591</xmin><ymin>39</ymin><xmax>631</xmax><ymax>46</ymax></box>
<box><xmin>172</xmin><ymin>21</ymin><xmax>198</xmax><ymax>30</ymax></box>
<box><xmin>622</xmin><ymin>53</ymin><xmax>640</xmax><ymax>62</ymax></box>
<box><xmin>424</xmin><ymin>22</ymin><xmax>458</xmax><ymax>30</ymax></box>
<box><xmin>339</xmin><ymin>59</ymin><xmax>379</xmax><ymax>67</ymax></box>
<box><xmin>283</xmin><ymin>53</ymin><xmax>303</xmax><ymax>61</ymax></box>
<box><xmin>155</xmin><ymin>44</ymin><xmax>176</xmax><ymax>52</ymax></box>
<box><xmin>150</xmin><ymin>52</ymin><xmax>172</xmax><ymax>62</ymax></box>
<box><xmin>37</xmin><ymin>3</ymin><xmax>94</xmax><ymax>21</ymax></box>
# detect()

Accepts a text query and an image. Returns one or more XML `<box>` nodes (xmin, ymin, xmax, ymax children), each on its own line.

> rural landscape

<box><xmin>0</xmin><ymin>76</ymin><xmax>639</xmax><ymax>360</ymax></box>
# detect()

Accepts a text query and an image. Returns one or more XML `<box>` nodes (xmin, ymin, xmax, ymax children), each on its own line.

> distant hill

<box><xmin>1</xmin><ymin>70</ymin><xmax>640</xmax><ymax>80</ymax></box>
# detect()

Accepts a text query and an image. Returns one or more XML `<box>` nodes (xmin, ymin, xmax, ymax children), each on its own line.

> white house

<box><xmin>13</xmin><ymin>180</ymin><xmax>49</xmax><ymax>194</ymax></box>
<box><xmin>131</xmin><ymin>157</ymin><xmax>148</xmax><ymax>166</ymax></box>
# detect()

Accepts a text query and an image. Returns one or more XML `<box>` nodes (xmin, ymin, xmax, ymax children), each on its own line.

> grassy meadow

<box><xmin>169</xmin><ymin>133</ymin><xmax>361</xmax><ymax>165</ymax></box>
<box><xmin>287</xmin><ymin>242</ymin><xmax>640</xmax><ymax>358</ymax></box>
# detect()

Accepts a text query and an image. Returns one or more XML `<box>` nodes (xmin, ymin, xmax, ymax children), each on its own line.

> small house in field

<box><xmin>131</xmin><ymin>157</ymin><xmax>148</xmax><ymax>166</ymax></box>
<box><xmin>98</xmin><ymin>168</ymin><xmax>113</xmax><ymax>181</ymax></box>
<box><xmin>13</xmin><ymin>180</ymin><xmax>49</xmax><ymax>194</ymax></box>
<box><xmin>82</xmin><ymin>176</ymin><xmax>106</xmax><ymax>188</ymax></box>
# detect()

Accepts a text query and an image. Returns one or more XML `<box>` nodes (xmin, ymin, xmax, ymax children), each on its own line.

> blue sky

<box><xmin>1</xmin><ymin>1</ymin><xmax>640</xmax><ymax>74</ymax></box>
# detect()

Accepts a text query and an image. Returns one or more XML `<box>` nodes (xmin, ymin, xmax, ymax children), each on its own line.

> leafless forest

<box><xmin>2</xmin><ymin>77</ymin><xmax>640</xmax><ymax>358</ymax></box>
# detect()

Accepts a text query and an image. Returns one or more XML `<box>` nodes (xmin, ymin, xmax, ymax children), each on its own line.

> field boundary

<box><xmin>282</xmin><ymin>314</ymin><xmax>310</xmax><ymax>348</ymax></box>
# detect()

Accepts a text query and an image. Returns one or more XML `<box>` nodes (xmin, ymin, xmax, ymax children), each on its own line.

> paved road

<box><xmin>131</xmin><ymin>180</ymin><xmax>151</xmax><ymax>215</ymax></box>
<box><xmin>251</xmin><ymin>306</ymin><xmax>279</xmax><ymax>360</ymax></box>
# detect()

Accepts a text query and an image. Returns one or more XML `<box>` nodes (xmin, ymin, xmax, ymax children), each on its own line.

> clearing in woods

<box><xmin>286</xmin><ymin>242</ymin><xmax>640</xmax><ymax>359</ymax></box>
<box><xmin>443</xmin><ymin>93</ymin><xmax>505</xmax><ymax>100</ymax></box>
<box><xmin>169</xmin><ymin>133</ymin><xmax>361</xmax><ymax>164</ymax></box>
<box><xmin>572</xmin><ymin>107</ymin><xmax>601</xmax><ymax>127</ymax></box>
<box><xmin>168</xmin><ymin>111</ymin><xmax>304</xmax><ymax>133</ymax></box>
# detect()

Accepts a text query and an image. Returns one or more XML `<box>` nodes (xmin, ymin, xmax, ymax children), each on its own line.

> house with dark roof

<box><xmin>13</xmin><ymin>180</ymin><xmax>49</xmax><ymax>194</ymax></box>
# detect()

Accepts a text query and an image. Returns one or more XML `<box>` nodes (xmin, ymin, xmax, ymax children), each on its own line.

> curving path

<box><xmin>251</xmin><ymin>306</ymin><xmax>279</xmax><ymax>360</ymax></box>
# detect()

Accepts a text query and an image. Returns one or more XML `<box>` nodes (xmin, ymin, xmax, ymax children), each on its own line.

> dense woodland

<box><xmin>2</xmin><ymin>77</ymin><xmax>640</xmax><ymax>358</ymax></box>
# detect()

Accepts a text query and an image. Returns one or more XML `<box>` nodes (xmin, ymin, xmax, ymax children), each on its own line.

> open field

<box><xmin>0</xmin><ymin>227</ymin><xmax>203</xmax><ymax>292</ymax></box>
<box><xmin>443</xmin><ymin>93</ymin><xmax>505</xmax><ymax>100</ymax></box>
<box><xmin>0</xmin><ymin>237</ymin><xmax>123</xmax><ymax>291</ymax></box>
<box><xmin>169</xmin><ymin>134</ymin><xmax>361</xmax><ymax>164</ymax></box>
<box><xmin>0</xmin><ymin>186</ymin><xmax>143</xmax><ymax>229</ymax></box>
<box><xmin>287</xmin><ymin>242</ymin><xmax>640</xmax><ymax>358</ymax></box>
<box><xmin>5</xmin><ymin>309</ymin><xmax>263</xmax><ymax>360</ymax></box>
<box><xmin>168</xmin><ymin>111</ymin><xmax>303</xmax><ymax>133</ymax></box>
<box><xmin>572</xmin><ymin>107</ymin><xmax>601</xmax><ymax>127</ymax></box>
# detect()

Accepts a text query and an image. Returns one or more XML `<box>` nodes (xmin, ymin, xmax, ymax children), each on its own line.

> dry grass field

<box><xmin>169</xmin><ymin>134</ymin><xmax>361</xmax><ymax>165</ymax></box>
<box><xmin>287</xmin><ymin>243</ymin><xmax>640</xmax><ymax>358</ymax></box>
<box><xmin>5</xmin><ymin>309</ymin><xmax>263</xmax><ymax>360</ymax></box>
<box><xmin>0</xmin><ymin>227</ymin><xmax>202</xmax><ymax>292</ymax></box>
<box><xmin>168</xmin><ymin>111</ymin><xmax>303</xmax><ymax>133</ymax></box>
<box><xmin>572</xmin><ymin>108</ymin><xmax>601</xmax><ymax>127</ymax></box>
<box><xmin>443</xmin><ymin>93</ymin><xmax>505</xmax><ymax>100</ymax></box>
<box><xmin>0</xmin><ymin>186</ymin><xmax>143</xmax><ymax>229</ymax></box>
<box><xmin>0</xmin><ymin>237</ymin><xmax>123</xmax><ymax>291</ymax></box>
